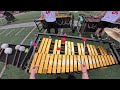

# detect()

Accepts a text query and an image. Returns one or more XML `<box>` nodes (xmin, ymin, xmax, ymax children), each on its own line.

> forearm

<box><xmin>30</xmin><ymin>74</ymin><xmax>35</xmax><ymax>79</ymax></box>
<box><xmin>82</xmin><ymin>72</ymin><xmax>89</xmax><ymax>79</ymax></box>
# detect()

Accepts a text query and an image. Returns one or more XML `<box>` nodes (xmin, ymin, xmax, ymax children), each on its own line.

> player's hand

<box><xmin>81</xmin><ymin>64</ymin><xmax>87</xmax><ymax>73</ymax></box>
<box><xmin>30</xmin><ymin>66</ymin><xmax>38</xmax><ymax>74</ymax></box>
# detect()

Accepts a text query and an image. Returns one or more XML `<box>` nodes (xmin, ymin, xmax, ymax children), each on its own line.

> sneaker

<box><xmin>98</xmin><ymin>36</ymin><xmax>102</xmax><ymax>40</ymax></box>
<box><xmin>49</xmin><ymin>36</ymin><xmax>51</xmax><ymax>38</ymax></box>
<box><xmin>91</xmin><ymin>34</ymin><xmax>96</xmax><ymax>39</ymax></box>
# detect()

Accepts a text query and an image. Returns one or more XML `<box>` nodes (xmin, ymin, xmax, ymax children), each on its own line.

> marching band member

<box><xmin>41</xmin><ymin>11</ymin><xmax>59</xmax><ymax>34</ymax></box>
<box><xmin>91</xmin><ymin>11</ymin><xmax>120</xmax><ymax>40</ymax></box>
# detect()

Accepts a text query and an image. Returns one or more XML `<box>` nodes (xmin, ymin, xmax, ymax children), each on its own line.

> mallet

<box><xmin>0</xmin><ymin>47</ymin><xmax>13</xmax><ymax>78</ymax></box>
<box><xmin>16</xmin><ymin>46</ymin><xmax>25</xmax><ymax>67</ymax></box>
<box><xmin>0</xmin><ymin>43</ymin><xmax>9</xmax><ymax>57</ymax></box>
<box><xmin>12</xmin><ymin>45</ymin><xmax>21</xmax><ymax>65</ymax></box>
<box><xmin>20</xmin><ymin>42</ymin><xmax>36</xmax><ymax>68</ymax></box>
<box><xmin>82</xmin><ymin>37</ymin><xmax>87</xmax><ymax>53</ymax></box>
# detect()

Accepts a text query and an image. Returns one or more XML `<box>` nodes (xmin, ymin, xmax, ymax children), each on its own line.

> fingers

<box><xmin>32</xmin><ymin>66</ymin><xmax>39</xmax><ymax>69</ymax></box>
<box><xmin>81</xmin><ymin>62</ymin><xmax>86</xmax><ymax>67</ymax></box>
<box><xmin>30</xmin><ymin>66</ymin><xmax>39</xmax><ymax>74</ymax></box>
<box><xmin>33</xmin><ymin>66</ymin><xmax>36</xmax><ymax>69</ymax></box>
<box><xmin>30</xmin><ymin>66</ymin><xmax>39</xmax><ymax>71</ymax></box>
<box><xmin>82</xmin><ymin>63</ymin><xmax>86</xmax><ymax>67</ymax></box>
<box><xmin>81</xmin><ymin>63</ymin><xmax>87</xmax><ymax>73</ymax></box>
<box><xmin>83</xmin><ymin>64</ymin><xmax>85</xmax><ymax>67</ymax></box>
<box><xmin>81</xmin><ymin>63</ymin><xmax>86</xmax><ymax>69</ymax></box>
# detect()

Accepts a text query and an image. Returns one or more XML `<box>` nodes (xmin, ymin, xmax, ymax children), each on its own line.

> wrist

<box><xmin>82</xmin><ymin>72</ymin><xmax>87</xmax><ymax>73</ymax></box>
<box><xmin>31</xmin><ymin>73</ymin><xmax>35</xmax><ymax>76</ymax></box>
<box><xmin>30</xmin><ymin>74</ymin><xmax>35</xmax><ymax>79</ymax></box>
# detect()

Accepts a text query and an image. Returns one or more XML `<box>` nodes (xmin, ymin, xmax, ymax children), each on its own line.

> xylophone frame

<box><xmin>26</xmin><ymin>33</ymin><xmax>120</xmax><ymax>73</ymax></box>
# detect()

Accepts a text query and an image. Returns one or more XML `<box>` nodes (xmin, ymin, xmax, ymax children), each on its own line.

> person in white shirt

<box><xmin>91</xmin><ymin>11</ymin><xmax>120</xmax><ymax>39</ymax></box>
<box><xmin>41</xmin><ymin>11</ymin><xmax>58</xmax><ymax>34</ymax></box>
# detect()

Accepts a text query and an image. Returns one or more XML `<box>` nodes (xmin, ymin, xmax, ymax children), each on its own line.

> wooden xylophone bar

<box><xmin>29</xmin><ymin>38</ymin><xmax>117</xmax><ymax>74</ymax></box>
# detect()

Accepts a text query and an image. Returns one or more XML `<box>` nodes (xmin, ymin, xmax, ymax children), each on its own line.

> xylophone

<box><xmin>29</xmin><ymin>37</ymin><xmax>118</xmax><ymax>74</ymax></box>
<box><xmin>34</xmin><ymin>13</ymin><xmax>74</xmax><ymax>32</ymax></box>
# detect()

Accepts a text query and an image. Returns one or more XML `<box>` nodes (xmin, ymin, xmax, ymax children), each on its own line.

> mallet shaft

<box><xmin>12</xmin><ymin>50</ymin><xmax>18</xmax><ymax>65</ymax></box>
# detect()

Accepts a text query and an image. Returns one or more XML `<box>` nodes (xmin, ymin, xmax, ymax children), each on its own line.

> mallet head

<box><xmin>15</xmin><ymin>45</ymin><xmax>21</xmax><ymax>50</ymax></box>
<box><xmin>1</xmin><ymin>43</ymin><xmax>9</xmax><ymax>49</ymax></box>
<box><xmin>19</xmin><ymin>46</ymin><xmax>25</xmax><ymax>52</ymax></box>
<box><xmin>4</xmin><ymin>48</ymin><xmax>13</xmax><ymax>54</ymax></box>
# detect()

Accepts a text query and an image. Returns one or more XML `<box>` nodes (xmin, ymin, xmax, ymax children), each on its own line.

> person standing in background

<box><xmin>91</xmin><ymin>11</ymin><xmax>120</xmax><ymax>40</ymax></box>
<box><xmin>41</xmin><ymin>11</ymin><xmax>58</xmax><ymax>34</ymax></box>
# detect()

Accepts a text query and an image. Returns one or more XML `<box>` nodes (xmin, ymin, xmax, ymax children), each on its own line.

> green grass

<box><xmin>0</xmin><ymin>27</ymin><xmax>38</xmax><ymax>45</ymax></box>
<box><xmin>23</xmin><ymin>28</ymin><xmax>39</xmax><ymax>45</ymax></box>
<box><xmin>0</xmin><ymin>11</ymin><xmax>41</xmax><ymax>26</ymax></box>
<box><xmin>88</xmin><ymin>65</ymin><xmax>120</xmax><ymax>79</ymax></box>
<box><xmin>1</xmin><ymin>64</ymin><xmax>30</xmax><ymax>79</ymax></box>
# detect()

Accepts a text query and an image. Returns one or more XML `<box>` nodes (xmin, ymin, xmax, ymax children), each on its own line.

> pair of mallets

<box><xmin>13</xmin><ymin>41</ymin><xmax>36</xmax><ymax>68</ymax></box>
<box><xmin>0</xmin><ymin>43</ymin><xmax>12</xmax><ymax>78</ymax></box>
<box><xmin>12</xmin><ymin>45</ymin><xmax>25</xmax><ymax>67</ymax></box>
<box><xmin>0</xmin><ymin>44</ymin><xmax>25</xmax><ymax>78</ymax></box>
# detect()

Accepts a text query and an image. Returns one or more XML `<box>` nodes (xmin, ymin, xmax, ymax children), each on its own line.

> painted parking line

<box><xmin>20</xmin><ymin>26</ymin><xmax>36</xmax><ymax>44</ymax></box>
<box><xmin>15</xmin><ymin>28</ymin><xmax>24</xmax><ymax>36</ymax></box>
<box><xmin>5</xmin><ymin>28</ymin><xmax>15</xmax><ymax>36</ymax></box>
<box><xmin>0</xmin><ymin>30</ymin><xmax>7</xmax><ymax>35</ymax></box>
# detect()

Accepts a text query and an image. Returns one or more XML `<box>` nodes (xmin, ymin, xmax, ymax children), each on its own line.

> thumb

<box><xmin>82</xmin><ymin>63</ymin><xmax>86</xmax><ymax>68</ymax></box>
